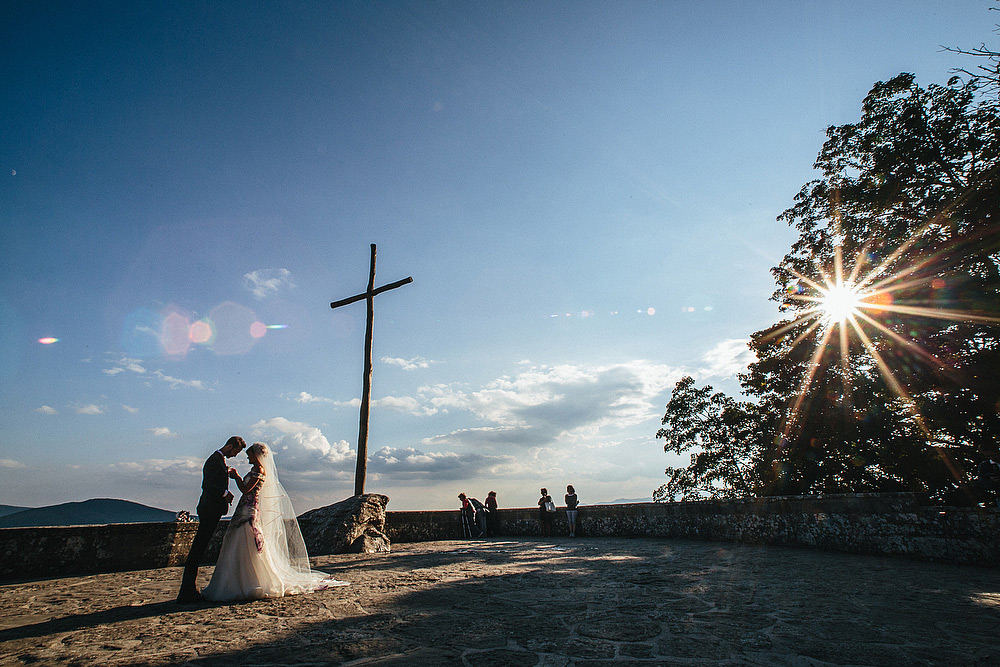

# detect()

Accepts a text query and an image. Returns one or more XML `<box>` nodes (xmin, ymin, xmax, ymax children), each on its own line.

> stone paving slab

<box><xmin>1</xmin><ymin>538</ymin><xmax>998</xmax><ymax>666</ymax></box>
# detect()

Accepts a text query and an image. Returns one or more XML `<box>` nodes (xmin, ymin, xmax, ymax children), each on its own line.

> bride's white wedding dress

<box><xmin>202</xmin><ymin>445</ymin><xmax>346</xmax><ymax>601</ymax></box>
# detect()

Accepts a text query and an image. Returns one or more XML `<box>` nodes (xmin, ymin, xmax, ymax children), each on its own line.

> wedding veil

<box><xmin>249</xmin><ymin>442</ymin><xmax>317</xmax><ymax>582</ymax></box>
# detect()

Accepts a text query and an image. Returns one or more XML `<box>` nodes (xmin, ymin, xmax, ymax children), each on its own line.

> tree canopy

<box><xmin>656</xmin><ymin>65</ymin><xmax>999</xmax><ymax>503</ymax></box>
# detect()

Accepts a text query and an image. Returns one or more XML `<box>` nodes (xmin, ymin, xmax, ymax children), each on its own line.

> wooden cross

<box><xmin>330</xmin><ymin>244</ymin><xmax>412</xmax><ymax>496</ymax></box>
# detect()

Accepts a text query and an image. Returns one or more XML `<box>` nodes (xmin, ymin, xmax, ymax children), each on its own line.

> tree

<box><xmin>944</xmin><ymin>1</ymin><xmax>1000</xmax><ymax>97</ymax></box>
<box><xmin>653</xmin><ymin>376</ymin><xmax>769</xmax><ymax>501</ymax></box>
<box><xmin>657</xmin><ymin>70</ymin><xmax>1000</xmax><ymax>502</ymax></box>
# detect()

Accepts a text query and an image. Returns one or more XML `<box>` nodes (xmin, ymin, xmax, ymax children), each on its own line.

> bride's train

<box><xmin>203</xmin><ymin>517</ymin><xmax>346</xmax><ymax>601</ymax></box>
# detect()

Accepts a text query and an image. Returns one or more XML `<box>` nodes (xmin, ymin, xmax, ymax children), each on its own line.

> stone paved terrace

<box><xmin>1</xmin><ymin>538</ymin><xmax>997</xmax><ymax>666</ymax></box>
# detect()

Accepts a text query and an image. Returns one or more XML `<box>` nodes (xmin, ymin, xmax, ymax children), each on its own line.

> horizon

<box><xmin>0</xmin><ymin>493</ymin><xmax>657</xmax><ymax>516</ymax></box>
<box><xmin>1</xmin><ymin>1</ymin><xmax>993</xmax><ymax>513</ymax></box>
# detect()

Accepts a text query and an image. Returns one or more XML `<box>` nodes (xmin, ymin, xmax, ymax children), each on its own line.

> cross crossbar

<box><xmin>329</xmin><ymin>276</ymin><xmax>413</xmax><ymax>310</ymax></box>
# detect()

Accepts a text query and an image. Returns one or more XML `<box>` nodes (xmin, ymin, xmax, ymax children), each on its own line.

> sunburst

<box><xmin>767</xmin><ymin>241</ymin><xmax>1000</xmax><ymax>447</ymax></box>
<box><xmin>817</xmin><ymin>283</ymin><xmax>863</xmax><ymax>324</ymax></box>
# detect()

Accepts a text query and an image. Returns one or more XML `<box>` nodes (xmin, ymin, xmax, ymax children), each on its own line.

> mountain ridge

<box><xmin>0</xmin><ymin>498</ymin><xmax>178</xmax><ymax>528</ymax></box>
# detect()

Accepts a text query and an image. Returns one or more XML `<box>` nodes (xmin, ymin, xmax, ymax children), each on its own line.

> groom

<box><xmin>176</xmin><ymin>435</ymin><xmax>246</xmax><ymax>603</ymax></box>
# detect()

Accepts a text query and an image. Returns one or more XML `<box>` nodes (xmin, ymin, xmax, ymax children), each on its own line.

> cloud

<box><xmin>152</xmin><ymin>370</ymin><xmax>205</xmax><ymax>390</ymax></box>
<box><xmin>244</xmin><ymin>268</ymin><xmax>295</xmax><ymax>300</ymax></box>
<box><xmin>103</xmin><ymin>357</ymin><xmax>206</xmax><ymax>390</ymax></box>
<box><xmin>698</xmin><ymin>338</ymin><xmax>756</xmax><ymax>379</ymax></box>
<box><xmin>148</xmin><ymin>427</ymin><xmax>178</xmax><ymax>438</ymax></box>
<box><xmin>369</xmin><ymin>446</ymin><xmax>517</xmax><ymax>481</ymax></box>
<box><xmin>251</xmin><ymin>417</ymin><xmax>355</xmax><ymax>471</ymax></box>
<box><xmin>382</xmin><ymin>356</ymin><xmax>436</xmax><ymax>371</ymax></box>
<box><xmin>35</xmin><ymin>405</ymin><xmax>57</xmax><ymax>415</ymax></box>
<box><xmin>293</xmin><ymin>391</ymin><xmax>337</xmax><ymax>405</ymax></box>
<box><xmin>421</xmin><ymin>425</ymin><xmax>538</xmax><ymax>449</ymax></box>
<box><xmin>374</xmin><ymin>395</ymin><xmax>435</xmax><ymax>415</ymax></box>
<box><xmin>108</xmin><ymin>457</ymin><xmax>203</xmax><ymax>490</ymax></box>
<box><xmin>75</xmin><ymin>404</ymin><xmax>104</xmax><ymax>415</ymax></box>
<box><xmin>122</xmin><ymin>404</ymin><xmax>139</xmax><ymax>414</ymax></box>
<box><xmin>103</xmin><ymin>358</ymin><xmax>147</xmax><ymax>376</ymax></box>
<box><xmin>292</xmin><ymin>391</ymin><xmax>430</xmax><ymax>415</ymax></box>
<box><xmin>419</xmin><ymin>361</ymin><xmax>681</xmax><ymax>450</ymax></box>
<box><xmin>0</xmin><ymin>459</ymin><xmax>26</xmax><ymax>469</ymax></box>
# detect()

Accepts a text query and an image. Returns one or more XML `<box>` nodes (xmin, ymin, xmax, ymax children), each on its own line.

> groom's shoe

<box><xmin>175</xmin><ymin>589</ymin><xmax>206</xmax><ymax>604</ymax></box>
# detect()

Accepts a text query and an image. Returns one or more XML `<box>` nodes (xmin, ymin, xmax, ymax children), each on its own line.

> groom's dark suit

<box><xmin>178</xmin><ymin>448</ymin><xmax>235</xmax><ymax>600</ymax></box>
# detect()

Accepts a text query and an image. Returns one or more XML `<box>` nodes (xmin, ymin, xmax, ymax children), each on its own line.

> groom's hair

<box><xmin>225</xmin><ymin>436</ymin><xmax>246</xmax><ymax>451</ymax></box>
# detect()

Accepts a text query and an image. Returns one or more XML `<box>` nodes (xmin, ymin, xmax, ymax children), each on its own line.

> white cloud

<box><xmin>76</xmin><ymin>404</ymin><xmax>104</xmax><ymax>415</ymax></box>
<box><xmin>103</xmin><ymin>357</ymin><xmax>206</xmax><ymax>390</ymax></box>
<box><xmin>148</xmin><ymin>427</ymin><xmax>178</xmax><ymax>438</ymax></box>
<box><xmin>419</xmin><ymin>361</ymin><xmax>681</xmax><ymax>450</ymax></box>
<box><xmin>382</xmin><ymin>356</ymin><xmax>436</xmax><ymax>371</ymax></box>
<box><xmin>103</xmin><ymin>358</ymin><xmax>147</xmax><ymax>376</ymax></box>
<box><xmin>369</xmin><ymin>446</ymin><xmax>516</xmax><ymax>481</ymax></box>
<box><xmin>122</xmin><ymin>404</ymin><xmax>139</xmax><ymax>414</ymax></box>
<box><xmin>293</xmin><ymin>391</ymin><xmax>337</xmax><ymax>405</ymax></box>
<box><xmin>108</xmin><ymin>457</ymin><xmax>203</xmax><ymax>493</ymax></box>
<box><xmin>244</xmin><ymin>268</ymin><xmax>295</xmax><ymax>300</ymax></box>
<box><xmin>251</xmin><ymin>417</ymin><xmax>355</xmax><ymax>471</ymax></box>
<box><xmin>373</xmin><ymin>395</ymin><xmax>436</xmax><ymax>415</ymax></box>
<box><xmin>0</xmin><ymin>459</ymin><xmax>26</xmax><ymax>469</ymax></box>
<box><xmin>152</xmin><ymin>370</ymin><xmax>205</xmax><ymax>390</ymax></box>
<box><xmin>35</xmin><ymin>405</ymin><xmax>58</xmax><ymax>415</ymax></box>
<box><xmin>698</xmin><ymin>338</ymin><xmax>756</xmax><ymax>379</ymax></box>
<box><xmin>294</xmin><ymin>390</ymin><xmax>434</xmax><ymax>416</ymax></box>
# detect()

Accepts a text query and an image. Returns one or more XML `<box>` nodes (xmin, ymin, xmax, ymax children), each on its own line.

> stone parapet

<box><xmin>0</xmin><ymin>521</ymin><xmax>196</xmax><ymax>581</ymax></box>
<box><xmin>386</xmin><ymin>493</ymin><xmax>1000</xmax><ymax>567</ymax></box>
<box><xmin>1</xmin><ymin>493</ymin><xmax>996</xmax><ymax>580</ymax></box>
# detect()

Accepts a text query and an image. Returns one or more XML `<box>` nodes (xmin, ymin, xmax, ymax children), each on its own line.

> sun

<box><xmin>817</xmin><ymin>282</ymin><xmax>863</xmax><ymax>325</ymax></box>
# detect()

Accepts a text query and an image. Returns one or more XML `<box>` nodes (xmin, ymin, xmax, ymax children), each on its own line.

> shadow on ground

<box><xmin>1</xmin><ymin>539</ymin><xmax>997</xmax><ymax>666</ymax></box>
<box><xmin>177</xmin><ymin>541</ymin><xmax>1000</xmax><ymax>666</ymax></box>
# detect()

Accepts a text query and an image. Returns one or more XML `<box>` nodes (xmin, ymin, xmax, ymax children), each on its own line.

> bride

<box><xmin>202</xmin><ymin>442</ymin><xmax>347</xmax><ymax>601</ymax></box>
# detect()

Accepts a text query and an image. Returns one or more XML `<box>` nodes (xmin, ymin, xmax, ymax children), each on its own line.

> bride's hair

<box><xmin>249</xmin><ymin>442</ymin><xmax>270</xmax><ymax>458</ymax></box>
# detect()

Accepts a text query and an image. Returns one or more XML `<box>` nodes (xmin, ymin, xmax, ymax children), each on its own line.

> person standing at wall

<box><xmin>538</xmin><ymin>488</ymin><xmax>555</xmax><ymax>537</ymax></box>
<box><xmin>565</xmin><ymin>485</ymin><xmax>579</xmax><ymax>537</ymax></box>
<box><xmin>458</xmin><ymin>493</ymin><xmax>479</xmax><ymax>538</ymax></box>
<box><xmin>484</xmin><ymin>490</ymin><xmax>499</xmax><ymax>537</ymax></box>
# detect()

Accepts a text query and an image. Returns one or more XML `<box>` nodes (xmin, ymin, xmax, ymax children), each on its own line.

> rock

<box><xmin>297</xmin><ymin>494</ymin><xmax>390</xmax><ymax>555</ymax></box>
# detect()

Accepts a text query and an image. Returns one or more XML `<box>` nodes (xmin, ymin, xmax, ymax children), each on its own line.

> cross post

<box><xmin>330</xmin><ymin>244</ymin><xmax>412</xmax><ymax>496</ymax></box>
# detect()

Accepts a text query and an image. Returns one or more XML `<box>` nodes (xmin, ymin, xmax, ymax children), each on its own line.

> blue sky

<box><xmin>1</xmin><ymin>1</ymin><xmax>993</xmax><ymax>512</ymax></box>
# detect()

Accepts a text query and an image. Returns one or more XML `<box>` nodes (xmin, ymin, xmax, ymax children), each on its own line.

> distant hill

<box><xmin>0</xmin><ymin>504</ymin><xmax>32</xmax><ymax>518</ymax></box>
<box><xmin>0</xmin><ymin>498</ymin><xmax>178</xmax><ymax>528</ymax></box>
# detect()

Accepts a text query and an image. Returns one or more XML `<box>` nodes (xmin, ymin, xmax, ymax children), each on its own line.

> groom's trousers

<box><xmin>180</xmin><ymin>511</ymin><xmax>223</xmax><ymax>594</ymax></box>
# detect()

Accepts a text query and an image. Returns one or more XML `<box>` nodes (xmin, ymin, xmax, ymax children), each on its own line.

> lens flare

<box><xmin>249</xmin><ymin>321</ymin><xmax>267</xmax><ymax>339</ymax></box>
<box><xmin>770</xmin><ymin>238</ymin><xmax>1000</xmax><ymax>451</ymax></box>
<box><xmin>265</xmin><ymin>324</ymin><xmax>288</xmax><ymax>329</ymax></box>
<box><xmin>120</xmin><ymin>307</ymin><xmax>163</xmax><ymax>357</ymax></box>
<box><xmin>189</xmin><ymin>320</ymin><xmax>213</xmax><ymax>344</ymax></box>
<box><xmin>161</xmin><ymin>309</ymin><xmax>192</xmax><ymax>357</ymax></box>
<box><xmin>818</xmin><ymin>283</ymin><xmax>862</xmax><ymax>324</ymax></box>
<box><xmin>38</xmin><ymin>337</ymin><xmax>59</xmax><ymax>345</ymax></box>
<box><xmin>209</xmin><ymin>301</ymin><xmax>258</xmax><ymax>355</ymax></box>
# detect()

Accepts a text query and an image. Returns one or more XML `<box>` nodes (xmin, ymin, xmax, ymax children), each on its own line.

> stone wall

<box><xmin>386</xmin><ymin>493</ymin><xmax>1000</xmax><ymax>567</ymax></box>
<box><xmin>1</xmin><ymin>494</ymin><xmax>996</xmax><ymax>580</ymax></box>
<box><xmin>0</xmin><ymin>521</ymin><xmax>196</xmax><ymax>580</ymax></box>
<box><xmin>0</xmin><ymin>520</ymin><xmax>232</xmax><ymax>581</ymax></box>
